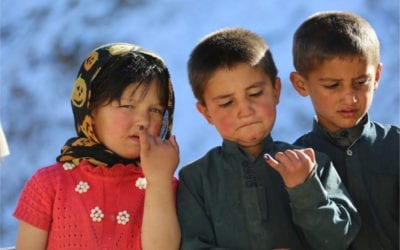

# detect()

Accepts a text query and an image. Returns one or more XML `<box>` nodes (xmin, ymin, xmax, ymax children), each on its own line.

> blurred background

<box><xmin>0</xmin><ymin>0</ymin><xmax>399</xmax><ymax>246</ymax></box>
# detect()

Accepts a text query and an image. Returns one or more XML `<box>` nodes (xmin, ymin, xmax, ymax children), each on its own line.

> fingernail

<box><xmin>263</xmin><ymin>153</ymin><xmax>271</xmax><ymax>161</ymax></box>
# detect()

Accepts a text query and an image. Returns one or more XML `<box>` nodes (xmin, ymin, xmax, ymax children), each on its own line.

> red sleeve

<box><xmin>13</xmin><ymin>166</ymin><xmax>57</xmax><ymax>231</ymax></box>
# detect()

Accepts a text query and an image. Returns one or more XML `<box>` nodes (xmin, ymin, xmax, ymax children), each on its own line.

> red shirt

<box><xmin>14</xmin><ymin>161</ymin><xmax>178</xmax><ymax>249</ymax></box>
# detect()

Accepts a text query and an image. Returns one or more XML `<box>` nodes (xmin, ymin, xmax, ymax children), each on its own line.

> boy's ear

<box><xmin>274</xmin><ymin>77</ymin><xmax>282</xmax><ymax>104</ymax></box>
<box><xmin>373</xmin><ymin>63</ymin><xmax>383</xmax><ymax>90</ymax></box>
<box><xmin>196</xmin><ymin>102</ymin><xmax>214</xmax><ymax>124</ymax></box>
<box><xmin>290</xmin><ymin>72</ymin><xmax>309</xmax><ymax>97</ymax></box>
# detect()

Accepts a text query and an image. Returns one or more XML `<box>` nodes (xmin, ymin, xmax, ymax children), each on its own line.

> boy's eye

<box><xmin>249</xmin><ymin>90</ymin><xmax>263</xmax><ymax>97</ymax></box>
<box><xmin>324</xmin><ymin>83</ymin><xmax>339</xmax><ymax>89</ymax></box>
<box><xmin>354</xmin><ymin>79</ymin><xmax>369</xmax><ymax>87</ymax></box>
<box><xmin>218</xmin><ymin>100</ymin><xmax>233</xmax><ymax>108</ymax></box>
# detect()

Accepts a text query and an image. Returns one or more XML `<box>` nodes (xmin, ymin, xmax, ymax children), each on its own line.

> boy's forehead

<box><xmin>323</xmin><ymin>55</ymin><xmax>372</xmax><ymax>67</ymax></box>
<box><xmin>208</xmin><ymin>64</ymin><xmax>269</xmax><ymax>82</ymax></box>
<box><xmin>203</xmin><ymin>66</ymin><xmax>271</xmax><ymax>96</ymax></box>
<box><xmin>307</xmin><ymin>56</ymin><xmax>376</xmax><ymax>78</ymax></box>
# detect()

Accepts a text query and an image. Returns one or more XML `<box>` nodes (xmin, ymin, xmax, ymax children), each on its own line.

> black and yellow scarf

<box><xmin>57</xmin><ymin>43</ymin><xmax>174</xmax><ymax>167</ymax></box>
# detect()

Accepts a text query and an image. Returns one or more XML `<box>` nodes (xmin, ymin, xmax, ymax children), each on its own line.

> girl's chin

<box><xmin>118</xmin><ymin>152</ymin><xmax>140</xmax><ymax>160</ymax></box>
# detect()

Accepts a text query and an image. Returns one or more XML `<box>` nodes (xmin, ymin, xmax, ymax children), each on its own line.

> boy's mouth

<box><xmin>237</xmin><ymin>121</ymin><xmax>258</xmax><ymax>130</ymax></box>
<box><xmin>338</xmin><ymin>108</ymin><xmax>358</xmax><ymax>117</ymax></box>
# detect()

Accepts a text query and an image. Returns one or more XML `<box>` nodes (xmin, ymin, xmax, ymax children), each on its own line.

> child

<box><xmin>177</xmin><ymin>27</ymin><xmax>360</xmax><ymax>250</ymax></box>
<box><xmin>290</xmin><ymin>11</ymin><xmax>399</xmax><ymax>249</ymax></box>
<box><xmin>13</xmin><ymin>43</ymin><xmax>181</xmax><ymax>250</ymax></box>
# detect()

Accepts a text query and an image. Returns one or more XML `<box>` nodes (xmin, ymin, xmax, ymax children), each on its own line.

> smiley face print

<box><xmin>71</xmin><ymin>76</ymin><xmax>87</xmax><ymax>108</ymax></box>
<box><xmin>84</xmin><ymin>51</ymin><xmax>99</xmax><ymax>71</ymax></box>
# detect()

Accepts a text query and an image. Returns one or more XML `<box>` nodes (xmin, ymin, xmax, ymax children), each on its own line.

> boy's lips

<box><xmin>338</xmin><ymin>108</ymin><xmax>358</xmax><ymax>117</ymax></box>
<box><xmin>237</xmin><ymin>121</ymin><xmax>258</xmax><ymax>130</ymax></box>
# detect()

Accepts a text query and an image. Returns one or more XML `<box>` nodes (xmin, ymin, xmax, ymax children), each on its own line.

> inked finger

<box><xmin>263</xmin><ymin>153</ymin><xmax>281</xmax><ymax>171</ymax></box>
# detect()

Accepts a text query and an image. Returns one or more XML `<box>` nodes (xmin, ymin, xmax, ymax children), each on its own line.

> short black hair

<box><xmin>188</xmin><ymin>27</ymin><xmax>278</xmax><ymax>104</ymax></box>
<box><xmin>293</xmin><ymin>11</ymin><xmax>380</xmax><ymax>77</ymax></box>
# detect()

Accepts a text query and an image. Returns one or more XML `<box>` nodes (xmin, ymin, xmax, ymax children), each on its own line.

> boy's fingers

<box><xmin>302</xmin><ymin>148</ymin><xmax>315</xmax><ymax>162</ymax></box>
<box><xmin>263</xmin><ymin>153</ymin><xmax>281</xmax><ymax>172</ymax></box>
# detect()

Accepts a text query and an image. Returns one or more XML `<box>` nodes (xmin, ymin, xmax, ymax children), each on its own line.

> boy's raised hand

<box><xmin>264</xmin><ymin>148</ymin><xmax>316</xmax><ymax>188</ymax></box>
<box><xmin>138</xmin><ymin>126</ymin><xmax>180</xmax><ymax>183</ymax></box>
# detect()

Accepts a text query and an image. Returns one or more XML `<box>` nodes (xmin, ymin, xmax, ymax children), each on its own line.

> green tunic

<box><xmin>177</xmin><ymin>135</ymin><xmax>360</xmax><ymax>250</ymax></box>
<box><xmin>295</xmin><ymin>118</ymin><xmax>399</xmax><ymax>249</ymax></box>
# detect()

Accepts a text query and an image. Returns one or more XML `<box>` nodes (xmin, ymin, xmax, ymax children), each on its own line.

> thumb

<box><xmin>302</xmin><ymin>148</ymin><xmax>315</xmax><ymax>163</ymax></box>
<box><xmin>168</xmin><ymin>135</ymin><xmax>180</xmax><ymax>154</ymax></box>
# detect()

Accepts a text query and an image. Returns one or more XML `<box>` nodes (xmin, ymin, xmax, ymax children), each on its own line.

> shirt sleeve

<box><xmin>177</xmin><ymin>168</ymin><xmax>232</xmax><ymax>250</ymax></box>
<box><xmin>287</xmin><ymin>152</ymin><xmax>361</xmax><ymax>250</ymax></box>
<box><xmin>13</xmin><ymin>167</ymin><xmax>55</xmax><ymax>231</ymax></box>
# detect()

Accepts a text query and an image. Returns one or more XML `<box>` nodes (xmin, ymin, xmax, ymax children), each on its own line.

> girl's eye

<box><xmin>150</xmin><ymin>107</ymin><xmax>163</xmax><ymax>114</ymax></box>
<box><xmin>120</xmin><ymin>104</ymin><xmax>134</xmax><ymax>109</ymax></box>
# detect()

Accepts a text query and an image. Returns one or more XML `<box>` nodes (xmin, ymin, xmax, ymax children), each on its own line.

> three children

<box><xmin>13</xmin><ymin>10</ymin><xmax>397</xmax><ymax>250</ymax></box>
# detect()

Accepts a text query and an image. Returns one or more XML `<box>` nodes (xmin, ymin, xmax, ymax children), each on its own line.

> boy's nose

<box><xmin>343</xmin><ymin>92</ymin><xmax>358</xmax><ymax>104</ymax></box>
<box><xmin>238</xmin><ymin>100</ymin><xmax>254</xmax><ymax>117</ymax></box>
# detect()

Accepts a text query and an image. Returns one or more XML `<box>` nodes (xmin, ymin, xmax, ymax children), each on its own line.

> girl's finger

<box><xmin>169</xmin><ymin>135</ymin><xmax>180</xmax><ymax>154</ymax></box>
<box><xmin>138</xmin><ymin>125</ymin><xmax>151</xmax><ymax>151</ymax></box>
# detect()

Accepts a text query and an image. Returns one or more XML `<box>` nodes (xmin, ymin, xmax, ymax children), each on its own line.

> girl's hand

<box><xmin>138</xmin><ymin>126</ymin><xmax>180</xmax><ymax>183</ymax></box>
<box><xmin>264</xmin><ymin>148</ymin><xmax>315</xmax><ymax>188</ymax></box>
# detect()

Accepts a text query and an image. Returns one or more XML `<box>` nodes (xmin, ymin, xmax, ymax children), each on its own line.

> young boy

<box><xmin>177</xmin><ymin>27</ymin><xmax>360</xmax><ymax>250</ymax></box>
<box><xmin>290</xmin><ymin>11</ymin><xmax>399</xmax><ymax>250</ymax></box>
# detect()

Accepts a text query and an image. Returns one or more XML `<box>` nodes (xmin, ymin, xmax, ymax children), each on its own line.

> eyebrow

<box><xmin>211</xmin><ymin>81</ymin><xmax>265</xmax><ymax>101</ymax></box>
<box><xmin>119</xmin><ymin>97</ymin><xmax>163</xmax><ymax>106</ymax></box>
<box><xmin>318</xmin><ymin>74</ymin><xmax>370</xmax><ymax>82</ymax></box>
<box><xmin>317</xmin><ymin>77</ymin><xmax>341</xmax><ymax>82</ymax></box>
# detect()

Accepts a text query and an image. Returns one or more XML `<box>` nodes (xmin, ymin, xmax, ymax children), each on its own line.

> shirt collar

<box><xmin>221</xmin><ymin>135</ymin><xmax>274</xmax><ymax>161</ymax></box>
<box><xmin>313</xmin><ymin>115</ymin><xmax>369</xmax><ymax>147</ymax></box>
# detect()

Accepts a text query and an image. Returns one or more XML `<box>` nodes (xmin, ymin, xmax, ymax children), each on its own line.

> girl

<box><xmin>14</xmin><ymin>43</ymin><xmax>180</xmax><ymax>250</ymax></box>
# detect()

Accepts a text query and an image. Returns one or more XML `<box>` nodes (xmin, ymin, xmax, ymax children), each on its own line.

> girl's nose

<box><xmin>135</xmin><ymin>111</ymin><xmax>150</xmax><ymax>129</ymax></box>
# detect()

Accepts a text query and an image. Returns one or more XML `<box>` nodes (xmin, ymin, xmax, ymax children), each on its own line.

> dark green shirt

<box><xmin>178</xmin><ymin>135</ymin><xmax>360</xmax><ymax>250</ymax></box>
<box><xmin>295</xmin><ymin>118</ymin><xmax>399</xmax><ymax>250</ymax></box>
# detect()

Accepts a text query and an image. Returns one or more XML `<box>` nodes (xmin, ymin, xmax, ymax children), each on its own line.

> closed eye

<box><xmin>119</xmin><ymin>104</ymin><xmax>134</xmax><ymax>109</ymax></box>
<box><xmin>219</xmin><ymin>100</ymin><xmax>233</xmax><ymax>108</ymax></box>
<box><xmin>324</xmin><ymin>83</ymin><xmax>340</xmax><ymax>89</ymax></box>
<box><xmin>354</xmin><ymin>79</ymin><xmax>369</xmax><ymax>87</ymax></box>
<box><xmin>249</xmin><ymin>90</ymin><xmax>263</xmax><ymax>97</ymax></box>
